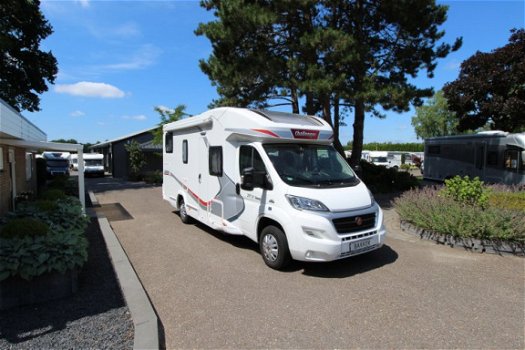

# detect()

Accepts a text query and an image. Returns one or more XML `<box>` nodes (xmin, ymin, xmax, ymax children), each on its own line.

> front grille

<box><xmin>332</xmin><ymin>213</ymin><xmax>376</xmax><ymax>234</ymax></box>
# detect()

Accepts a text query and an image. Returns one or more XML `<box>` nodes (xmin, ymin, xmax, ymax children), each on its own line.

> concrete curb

<box><xmin>400</xmin><ymin>220</ymin><xmax>525</xmax><ymax>257</ymax></box>
<box><xmin>90</xmin><ymin>191</ymin><xmax>159</xmax><ymax>350</ymax></box>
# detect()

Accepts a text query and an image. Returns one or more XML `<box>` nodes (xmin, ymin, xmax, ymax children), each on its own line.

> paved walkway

<box><xmin>88</xmin><ymin>179</ymin><xmax>524</xmax><ymax>349</ymax></box>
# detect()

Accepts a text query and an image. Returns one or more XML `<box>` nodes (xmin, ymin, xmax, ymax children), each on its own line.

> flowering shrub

<box><xmin>395</xmin><ymin>187</ymin><xmax>525</xmax><ymax>242</ymax></box>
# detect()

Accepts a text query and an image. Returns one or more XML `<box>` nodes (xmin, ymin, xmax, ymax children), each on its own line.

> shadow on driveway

<box><xmin>180</xmin><ymin>212</ymin><xmax>398</xmax><ymax>279</ymax></box>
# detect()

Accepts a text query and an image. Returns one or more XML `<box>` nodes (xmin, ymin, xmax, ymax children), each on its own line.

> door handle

<box><xmin>198</xmin><ymin>174</ymin><xmax>202</xmax><ymax>183</ymax></box>
<box><xmin>235</xmin><ymin>183</ymin><xmax>240</xmax><ymax>195</ymax></box>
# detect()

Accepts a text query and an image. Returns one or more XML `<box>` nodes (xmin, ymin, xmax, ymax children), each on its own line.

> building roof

<box><xmin>90</xmin><ymin>126</ymin><xmax>158</xmax><ymax>149</ymax></box>
<box><xmin>139</xmin><ymin>139</ymin><xmax>162</xmax><ymax>151</ymax></box>
<box><xmin>0</xmin><ymin>98</ymin><xmax>46</xmax><ymax>141</ymax></box>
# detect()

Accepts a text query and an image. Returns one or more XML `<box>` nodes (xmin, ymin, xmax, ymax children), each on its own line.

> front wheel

<box><xmin>260</xmin><ymin>226</ymin><xmax>291</xmax><ymax>270</ymax></box>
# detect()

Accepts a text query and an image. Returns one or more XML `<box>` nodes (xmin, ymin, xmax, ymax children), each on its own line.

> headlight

<box><xmin>286</xmin><ymin>195</ymin><xmax>329</xmax><ymax>212</ymax></box>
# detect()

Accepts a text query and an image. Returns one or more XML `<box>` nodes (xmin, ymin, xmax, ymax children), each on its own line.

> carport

<box><xmin>0</xmin><ymin>139</ymin><xmax>86</xmax><ymax>211</ymax></box>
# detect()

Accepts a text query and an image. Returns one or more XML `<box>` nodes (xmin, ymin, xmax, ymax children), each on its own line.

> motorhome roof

<box><xmin>164</xmin><ymin>107</ymin><xmax>334</xmax><ymax>143</ymax></box>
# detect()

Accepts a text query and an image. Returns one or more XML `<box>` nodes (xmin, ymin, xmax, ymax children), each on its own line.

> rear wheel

<box><xmin>179</xmin><ymin>198</ymin><xmax>192</xmax><ymax>224</ymax></box>
<box><xmin>260</xmin><ymin>225</ymin><xmax>291</xmax><ymax>270</ymax></box>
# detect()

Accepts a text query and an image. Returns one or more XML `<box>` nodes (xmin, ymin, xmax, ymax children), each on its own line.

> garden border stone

<box><xmin>400</xmin><ymin>220</ymin><xmax>525</xmax><ymax>257</ymax></box>
<box><xmin>92</xmin><ymin>190</ymin><xmax>159</xmax><ymax>350</ymax></box>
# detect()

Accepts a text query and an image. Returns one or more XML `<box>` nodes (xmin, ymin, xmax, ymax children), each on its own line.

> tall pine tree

<box><xmin>196</xmin><ymin>0</ymin><xmax>461</xmax><ymax>162</ymax></box>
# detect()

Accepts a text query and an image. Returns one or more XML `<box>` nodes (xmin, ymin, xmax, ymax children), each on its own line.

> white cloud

<box><xmin>155</xmin><ymin>105</ymin><xmax>175</xmax><ymax>114</ymax></box>
<box><xmin>122</xmin><ymin>115</ymin><xmax>147</xmax><ymax>121</ymax></box>
<box><xmin>70</xmin><ymin>110</ymin><xmax>85</xmax><ymax>117</ymax></box>
<box><xmin>55</xmin><ymin>82</ymin><xmax>125</xmax><ymax>98</ymax></box>
<box><xmin>101</xmin><ymin>44</ymin><xmax>162</xmax><ymax>71</ymax></box>
<box><xmin>76</xmin><ymin>0</ymin><xmax>90</xmax><ymax>8</ymax></box>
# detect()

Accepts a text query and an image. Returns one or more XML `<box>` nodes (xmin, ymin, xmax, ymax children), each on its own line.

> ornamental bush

<box><xmin>441</xmin><ymin>176</ymin><xmax>489</xmax><ymax>209</ymax></box>
<box><xmin>0</xmin><ymin>195</ymin><xmax>89</xmax><ymax>281</ymax></box>
<box><xmin>0</xmin><ymin>218</ymin><xmax>49</xmax><ymax>238</ymax></box>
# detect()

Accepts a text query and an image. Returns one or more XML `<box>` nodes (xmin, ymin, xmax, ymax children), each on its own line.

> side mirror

<box><xmin>241</xmin><ymin>167</ymin><xmax>255</xmax><ymax>191</ymax></box>
<box><xmin>241</xmin><ymin>167</ymin><xmax>272</xmax><ymax>190</ymax></box>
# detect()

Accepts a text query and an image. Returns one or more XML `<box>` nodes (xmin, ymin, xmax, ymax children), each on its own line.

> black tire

<box><xmin>179</xmin><ymin>198</ymin><xmax>192</xmax><ymax>224</ymax></box>
<box><xmin>260</xmin><ymin>225</ymin><xmax>291</xmax><ymax>270</ymax></box>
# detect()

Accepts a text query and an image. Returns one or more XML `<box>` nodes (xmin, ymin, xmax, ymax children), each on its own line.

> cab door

<box><xmin>237</xmin><ymin>145</ymin><xmax>271</xmax><ymax>240</ymax></box>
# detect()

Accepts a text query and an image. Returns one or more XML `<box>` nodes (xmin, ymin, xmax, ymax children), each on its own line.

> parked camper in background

<box><xmin>83</xmin><ymin>153</ymin><xmax>104</xmax><ymax>176</ymax></box>
<box><xmin>42</xmin><ymin>151</ymin><xmax>70</xmax><ymax>178</ymax></box>
<box><xmin>163</xmin><ymin>107</ymin><xmax>386</xmax><ymax>269</ymax></box>
<box><xmin>70</xmin><ymin>154</ymin><xmax>78</xmax><ymax>170</ymax></box>
<box><xmin>369</xmin><ymin>151</ymin><xmax>390</xmax><ymax>167</ymax></box>
<box><xmin>423</xmin><ymin>131</ymin><xmax>525</xmax><ymax>185</ymax></box>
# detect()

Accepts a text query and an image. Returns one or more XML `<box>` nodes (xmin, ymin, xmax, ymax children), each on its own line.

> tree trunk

<box><xmin>291</xmin><ymin>88</ymin><xmax>299</xmax><ymax>114</ymax></box>
<box><xmin>305</xmin><ymin>92</ymin><xmax>315</xmax><ymax>115</ymax></box>
<box><xmin>349</xmin><ymin>98</ymin><xmax>365</xmax><ymax>166</ymax></box>
<box><xmin>332</xmin><ymin>97</ymin><xmax>345</xmax><ymax>157</ymax></box>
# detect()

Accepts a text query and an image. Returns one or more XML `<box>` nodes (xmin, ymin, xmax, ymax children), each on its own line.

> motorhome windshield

<box><xmin>85</xmin><ymin>159</ymin><xmax>102</xmax><ymax>166</ymax></box>
<box><xmin>371</xmin><ymin>157</ymin><xmax>387</xmax><ymax>163</ymax></box>
<box><xmin>46</xmin><ymin>160</ymin><xmax>68</xmax><ymax>167</ymax></box>
<box><xmin>263</xmin><ymin>144</ymin><xmax>359</xmax><ymax>188</ymax></box>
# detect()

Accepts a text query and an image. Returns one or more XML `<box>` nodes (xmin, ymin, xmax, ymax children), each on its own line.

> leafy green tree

<box><xmin>124</xmin><ymin>140</ymin><xmax>146</xmax><ymax>180</ymax></box>
<box><xmin>0</xmin><ymin>0</ymin><xmax>58</xmax><ymax>112</ymax></box>
<box><xmin>152</xmin><ymin>104</ymin><xmax>189</xmax><ymax>145</ymax></box>
<box><xmin>196</xmin><ymin>0</ymin><xmax>461</xmax><ymax>163</ymax></box>
<box><xmin>443</xmin><ymin>29</ymin><xmax>525</xmax><ymax>132</ymax></box>
<box><xmin>50</xmin><ymin>139</ymin><xmax>79</xmax><ymax>144</ymax></box>
<box><xmin>411</xmin><ymin>91</ymin><xmax>458</xmax><ymax>139</ymax></box>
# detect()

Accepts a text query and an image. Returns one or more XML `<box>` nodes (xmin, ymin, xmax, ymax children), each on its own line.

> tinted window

<box><xmin>239</xmin><ymin>146</ymin><xmax>266</xmax><ymax>173</ymax></box>
<box><xmin>165</xmin><ymin>132</ymin><xmax>173</xmax><ymax>153</ymax></box>
<box><xmin>209</xmin><ymin>146</ymin><xmax>223</xmax><ymax>176</ymax></box>
<box><xmin>182</xmin><ymin>140</ymin><xmax>188</xmax><ymax>164</ymax></box>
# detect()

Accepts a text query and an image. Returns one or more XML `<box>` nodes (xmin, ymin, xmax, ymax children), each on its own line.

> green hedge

<box><xmin>346</xmin><ymin>142</ymin><xmax>424</xmax><ymax>152</ymax></box>
<box><xmin>358</xmin><ymin>160</ymin><xmax>420</xmax><ymax>193</ymax></box>
<box><xmin>0</xmin><ymin>196</ymin><xmax>89</xmax><ymax>281</ymax></box>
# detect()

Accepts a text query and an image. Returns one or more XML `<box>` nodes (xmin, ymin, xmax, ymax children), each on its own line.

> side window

<box><xmin>182</xmin><ymin>140</ymin><xmax>188</xmax><ymax>164</ymax></box>
<box><xmin>486</xmin><ymin>151</ymin><xmax>498</xmax><ymax>167</ymax></box>
<box><xmin>165</xmin><ymin>132</ymin><xmax>173</xmax><ymax>153</ymax></box>
<box><xmin>504</xmin><ymin>149</ymin><xmax>519</xmax><ymax>171</ymax></box>
<box><xmin>239</xmin><ymin>145</ymin><xmax>266</xmax><ymax>174</ymax></box>
<box><xmin>209</xmin><ymin>146</ymin><xmax>223</xmax><ymax>176</ymax></box>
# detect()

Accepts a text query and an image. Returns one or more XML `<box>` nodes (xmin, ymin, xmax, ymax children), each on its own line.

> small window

<box><xmin>504</xmin><ymin>149</ymin><xmax>519</xmax><ymax>171</ymax></box>
<box><xmin>182</xmin><ymin>140</ymin><xmax>188</xmax><ymax>164</ymax></box>
<box><xmin>209</xmin><ymin>146</ymin><xmax>223</xmax><ymax>176</ymax></box>
<box><xmin>165</xmin><ymin>132</ymin><xmax>173</xmax><ymax>153</ymax></box>
<box><xmin>0</xmin><ymin>146</ymin><xmax>3</xmax><ymax>171</ymax></box>
<box><xmin>427</xmin><ymin>145</ymin><xmax>440</xmax><ymax>155</ymax></box>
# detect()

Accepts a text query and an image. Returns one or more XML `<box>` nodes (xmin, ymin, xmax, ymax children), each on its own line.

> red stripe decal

<box><xmin>252</xmin><ymin>129</ymin><xmax>280</xmax><ymax>138</ymax></box>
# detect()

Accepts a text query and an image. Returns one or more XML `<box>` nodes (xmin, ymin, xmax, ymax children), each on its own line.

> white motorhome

<box><xmin>424</xmin><ymin>131</ymin><xmax>525</xmax><ymax>185</ymax></box>
<box><xmin>369</xmin><ymin>151</ymin><xmax>390</xmax><ymax>167</ymax></box>
<box><xmin>163</xmin><ymin>108</ymin><xmax>386</xmax><ymax>269</ymax></box>
<box><xmin>83</xmin><ymin>153</ymin><xmax>104</xmax><ymax>176</ymax></box>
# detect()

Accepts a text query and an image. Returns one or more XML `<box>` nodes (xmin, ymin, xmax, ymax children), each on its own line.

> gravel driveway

<box><xmin>93</xmin><ymin>184</ymin><xmax>524</xmax><ymax>349</ymax></box>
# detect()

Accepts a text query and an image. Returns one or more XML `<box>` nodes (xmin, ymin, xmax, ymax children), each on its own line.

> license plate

<box><xmin>342</xmin><ymin>236</ymin><xmax>378</xmax><ymax>254</ymax></box>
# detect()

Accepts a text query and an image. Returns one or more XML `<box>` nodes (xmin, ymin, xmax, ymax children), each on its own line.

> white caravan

<box><xmin>424</xmin><ymin>131</ymin><xmax>525</xmax><ymax>185</ymax></box>
<box><xmin>163</xmin><ymin>108</ymin><xmax>386</xmax><ymax>269</ymax></box>
<box><xmin>369</xmin><ymin>151</ymin><xmax>390</xmax><ymax>167</ymax></box>
<box><xmin>83</xmin><ymin>153</ymin><xmax>104</xmax><ymax>176</ymax></box>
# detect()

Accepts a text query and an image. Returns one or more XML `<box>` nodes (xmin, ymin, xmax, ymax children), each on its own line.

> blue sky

<box><xmin>26</xmin><ymin>0</ymin><xmax>525</xmax><ymax>145</ymax></box>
